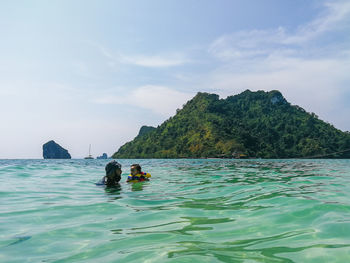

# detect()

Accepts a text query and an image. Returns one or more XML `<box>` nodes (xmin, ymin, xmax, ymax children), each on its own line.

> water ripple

<box><xmin>1</xmin><ymin>159</ymin><xmax>350</xmax><ymax>262</ymax></box>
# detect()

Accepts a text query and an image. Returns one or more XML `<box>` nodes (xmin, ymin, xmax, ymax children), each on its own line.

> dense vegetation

<box><xmin>113</xmin><ymin>90</ymin><xmax>350</xmax><ymax>159</ymax></box>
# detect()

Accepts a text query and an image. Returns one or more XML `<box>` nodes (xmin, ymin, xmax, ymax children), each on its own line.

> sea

<box><xmin>1</xmin><ymin>159</ymin><xmax>350</xmax><ymax>263</ymax></box>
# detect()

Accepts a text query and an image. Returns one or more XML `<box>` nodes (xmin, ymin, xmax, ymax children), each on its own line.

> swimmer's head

<box><xmin>105</xmin><ymin>160</ymin><xmax>122</xmax><ymax>183</ymax></box>
<box><xmin>130</xmin><ymin>164</ymin><xmax>141</xmax><ymax>176</ymax></box>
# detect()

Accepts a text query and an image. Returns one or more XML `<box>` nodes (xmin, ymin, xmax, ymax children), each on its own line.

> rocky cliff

<box><xmin>43</xmin><ymin>140</ymin><xmax>71</xmax><ymax>159</ymax></box>
<box><xmin>97</xmin><ymin>153</ymin><xmax>108</xmax><ymax>159</ymax></box>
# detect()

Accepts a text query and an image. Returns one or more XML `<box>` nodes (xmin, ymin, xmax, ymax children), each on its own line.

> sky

<box><xmin>0</xmin><ymin>0</ymin><xmax>350</xmax><ymax>158</ymax></box>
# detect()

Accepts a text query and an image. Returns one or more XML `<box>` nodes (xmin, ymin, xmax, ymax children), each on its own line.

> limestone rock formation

<box><xmin>97</xmin><ymin>153</ymin><xmax>108</xmax><ymax>159</ymax></box>
<box><xmin>112</xmin><ymin>90</ymin><xmax>350</xmax><ymax>159</ymax></box>
<box><xmin>43</xmin><ymin>140</ymin><xmax>71</xmax><ymax>159</ymax></box>
<box><xmin>137</xmin><ymin>126</ymin><xmax>156</xmax><ymax>137</ymax></box>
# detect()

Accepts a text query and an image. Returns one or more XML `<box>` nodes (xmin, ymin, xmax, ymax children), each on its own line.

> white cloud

<box><xmin>120</xmin><ymin>54</ymin><xmax>189</xmax><ymax>67</ymax></box>
<box><xmin>95</xmin><ymin>43</ymin><xmax>190</xmax><ymax>68</ymax></box>
<box><xmin>209</xmin><ymin>1</ymin><xmax>350</xmax><ymax>60</ymax></box>
<box><xmin>285</xmin><ymin>0</ymin><xmax>350</xmax><ymax>44</ymax></box>
<box><xmin>93</xmin><ymin>85</ymin><xmax>194</xmax><ymax>116</ymax></box>
<box><xmin>208</xmin><ymin>27</ymin><xmax>288</xmax><ymax>60</ymax></box>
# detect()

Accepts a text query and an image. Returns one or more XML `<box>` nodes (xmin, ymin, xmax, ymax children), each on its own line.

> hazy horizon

<box><xmin>1</xmin><ymin>0</ymin><xmax>350</xmax><ymax>158</ymax></box>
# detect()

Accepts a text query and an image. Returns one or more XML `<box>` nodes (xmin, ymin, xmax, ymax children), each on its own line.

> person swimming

<box><xmin>97</xmin><ymin>160</ymin><xmax>122</xmax><ymax>186</ymax></box>
<box><xmin>126</xmin><ymin>164</ymin><xmax>151</xmax><ymax>182</ymax></box>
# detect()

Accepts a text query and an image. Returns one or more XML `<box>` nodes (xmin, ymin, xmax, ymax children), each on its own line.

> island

<box><xmin>97</xmin><ymin>153</ymin><xmax>108</xmax><ymax>159</ymax></box>
<box><xmin>112</xmin><ymin>90</ymin><xmax>350</xmax><ymax>159</ymax></box>
<box><xmin>43</xmin><ymin>140</ymin><xmax>71</xmax><ymax>159</ymax></box>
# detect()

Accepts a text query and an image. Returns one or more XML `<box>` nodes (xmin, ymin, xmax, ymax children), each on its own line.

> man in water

<box><xmin>127</xmin><ymin>164</ymin><xmax>151</xmax><ymax>182</ymax></box>
<box><xmin>97</xmin><ymin>160</ymin><xmax>122</xmax><ymax>186</ymax></box>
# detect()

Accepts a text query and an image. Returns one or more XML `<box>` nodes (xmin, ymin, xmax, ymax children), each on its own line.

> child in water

<box><xmin>127</xmin><ymin>164</ymin><xmax>151</xmax><ymax>182</ymax></box>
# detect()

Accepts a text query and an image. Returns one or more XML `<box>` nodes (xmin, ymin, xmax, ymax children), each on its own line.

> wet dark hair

<box><xmin>131</xmin><ymin>164</ymin><xmax>141</xmax><ymax>172</ymax></box>
<box><xmin>105</xmin><ymin>160</ymin><xmax>122</xmax><ymax>182</ymax></box>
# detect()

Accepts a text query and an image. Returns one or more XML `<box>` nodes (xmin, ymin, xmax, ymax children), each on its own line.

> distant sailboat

<box><xmin>84</xmin><ymin>144</ymin><xmax>94</xmax><ymax>159</ymax></box>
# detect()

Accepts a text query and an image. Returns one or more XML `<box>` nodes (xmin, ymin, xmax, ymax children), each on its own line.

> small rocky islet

<box><xmin>96</xmin><ymin>153</ymin><xmax>108</xmax><ymax>159</ymax></box>
<box><xmin>42</xmin><ymin>140</ymin><xmax>71</xmax><ymax>159</ymax></box>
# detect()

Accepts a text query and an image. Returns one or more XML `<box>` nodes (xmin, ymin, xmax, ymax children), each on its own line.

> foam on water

<box><xmin>1</xmin><ymin>159</ymin><xmax>350</xmax><ymax>262</ymax></box>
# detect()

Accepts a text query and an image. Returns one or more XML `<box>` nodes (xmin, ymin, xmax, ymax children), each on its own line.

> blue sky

<box><xmin>0</xmin><ymin>0</ymin><xmax>350</xmax><ymax>158</ymax></box>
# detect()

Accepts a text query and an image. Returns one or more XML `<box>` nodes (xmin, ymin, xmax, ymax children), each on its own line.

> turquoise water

<box><xmin>1</xmin><ymin>159</ymin><xmax>350</xmax><ymax>263</ymax></box>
